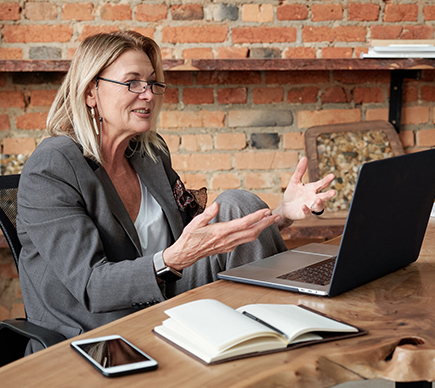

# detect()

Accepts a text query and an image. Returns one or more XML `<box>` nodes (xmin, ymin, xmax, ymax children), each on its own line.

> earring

<box><xmin>90</xmin><ymin>107</ymin><xmax>99</xmax><ymax>135</ymax></box>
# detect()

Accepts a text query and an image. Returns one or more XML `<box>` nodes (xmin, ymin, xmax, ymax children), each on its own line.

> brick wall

<box><xmin>1</xmin><ymin>2</ymin><xmax>435</xmax><ymax>60</ymax></box>
<box><xmin>1</xmin><ymin>1</ymin><xmax>435</xmax><ymax>319</ymax></box>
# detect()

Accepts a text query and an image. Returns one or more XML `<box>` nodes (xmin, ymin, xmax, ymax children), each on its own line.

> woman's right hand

<box><xmin>162</xmin><ymin>201</ymin><xmax>280</xmax><ymax>271</ymax></box>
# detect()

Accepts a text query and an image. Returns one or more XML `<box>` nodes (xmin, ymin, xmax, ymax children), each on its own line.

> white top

<box><xmin>134</xmin><ymin>176</ymin><xmax>172</xmax><ymax>256</ymax></box>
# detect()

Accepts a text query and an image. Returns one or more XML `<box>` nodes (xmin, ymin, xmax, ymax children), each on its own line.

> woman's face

<box><xmin>94</xmin><ymin>49</ymin><xmax>157</xmax><ymax>143</ymax></box>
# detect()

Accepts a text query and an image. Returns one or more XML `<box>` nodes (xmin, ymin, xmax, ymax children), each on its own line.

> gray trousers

<box><xmin>167</xmin><ymin>190</ymin><xmax>287</xmax><ymax>297</ymax></box>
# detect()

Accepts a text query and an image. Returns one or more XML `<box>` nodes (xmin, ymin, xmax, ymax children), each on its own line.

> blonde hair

<box><xmin>47</xmin><ymin>30</ymin><xmax>166</xmax><ymax>164</ymax></box>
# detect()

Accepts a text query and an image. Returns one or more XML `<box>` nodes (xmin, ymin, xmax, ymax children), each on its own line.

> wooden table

<box><xmin>2</xmin><ymin>220</ymin><xmax>435</xmax><ymax>388</ymax></box>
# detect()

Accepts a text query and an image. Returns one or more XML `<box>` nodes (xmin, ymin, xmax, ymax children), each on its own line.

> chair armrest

<box><xmin>1</xmin><ymin>318</ymin><xmax>66</xmax><ymax>349</ymax></box>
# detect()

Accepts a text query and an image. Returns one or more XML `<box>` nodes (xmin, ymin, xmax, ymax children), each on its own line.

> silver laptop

<box><xmin>218</xmin><ymin>148</ymin><xmax>435</xmax><ymax>297</ymax></box>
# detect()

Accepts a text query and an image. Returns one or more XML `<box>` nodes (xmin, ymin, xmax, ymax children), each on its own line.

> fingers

<box><xmin>312</xmin><ymin>172</ymin><xmax>335</xmax><ymax>192</ymax></box>
<box><xmin>190</xmin><ymin>201</ymin><xmax>220</xmax><ymax>227</ymax></box>
<box><xmin>291</xmin><ymin>157</ymin><xmax>308</xmax><ymax>185</ymax></box>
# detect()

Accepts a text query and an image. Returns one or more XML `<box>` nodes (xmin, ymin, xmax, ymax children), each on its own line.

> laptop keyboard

<box><xmin>276</xmin><ymin>257</ymin><xmax>337</xmax><ymax>286</ymax></box>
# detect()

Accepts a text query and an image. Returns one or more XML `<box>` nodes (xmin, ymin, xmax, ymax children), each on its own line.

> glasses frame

<box><xmin>95</xmin><ymin>76</ymin><xmax>167</xmax><ymax>95</ymax></box>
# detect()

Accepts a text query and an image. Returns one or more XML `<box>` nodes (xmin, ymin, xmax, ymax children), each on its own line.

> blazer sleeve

<box><xmin>17</xmin><ymin>141</ymin><xmax>166</xmax><ymax>314</ymax></box>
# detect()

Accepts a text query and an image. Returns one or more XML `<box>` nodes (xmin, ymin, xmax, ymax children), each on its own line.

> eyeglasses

<box><xmin>95</xmin><ymin>76</ymin><xmax>167</xmax><ymax>95</ymax></box>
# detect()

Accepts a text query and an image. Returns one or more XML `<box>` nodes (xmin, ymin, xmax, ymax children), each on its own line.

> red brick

<box><xmin>235</xmin><ymin>152</ymin><xmax>299</xmax><ymax>170</ymax></box>
<box><xmin>371</xmin><ymin>25</ymin><xmax>434</xmax><ymax>40</ymax></box>
<box><xmin>162</xmin><ymin>26</ymin><xmax>228</xmax><ymax>43</ymax></box>
<box><xmin>160</xmin><ymin>134</ymin><xmax>180</xmax><ymax>153</ymax></box>
<box><xmin>366</xmin><ymin>109</ymin><xmax>388</xmax><ymax>121</ymax></box>
<box><xmin>11</xmin><ymin>303</ymin><xmax>25</xmax><ymax>318</ymax></box>
<box><xmin>197</xmin><ymin>71</ymin><xmax>261</xmax><ymax>85</ymax></box>
<box><xmin>399</xmin><ymin>26</ymin><xmax>434</xmax><ymax>40</ymax></box>
<box><xmin>354</xmin><ymin>47</ymin><xmax>369</xmax><ymax>58</ymax></box>
<box><xmin>62</xmin><ymin>3</ymin><xmax>94</xmax><ymax>21</ymax></box>
<box><xmin>311</xmin><ymin>4</ymin><xmax>343</xmax><ymax>22</ymax></box>
<box><xmin>0</xmin><ymin>91</ymin><xmax>25</xmax><ymax>108</ymax></box>
<box><xmin>0</xmin><ymin>115</ymin><xmax>11</xmax><ymax>131</ymax></box>
<box><xmin>182</xmin><ymin>134</ymin><xmax>213</xmax><ymax>152</ymax></box>
<box><xmin>160</xmin><ymin>47</ymin><xmax>172</xmax><ymax>59</ymax></box>
<box><xmin>0</xmin><ymin>75</ymin><xmax>5</xmax><ymax>87</ymax></box>
<box><xmin>403</xmin><ymin>85</ymin><xmax>418</xmax><ymax>102</ymax></box>
<box><xmin>171</xmin><ymin>4</ymin><xmax>203</xmax><ymax>20</ymax></box>
<box><xmin>303</xmin><ymin>26</ymin><xmax>334</xmax><ymax>42</ymax></box>
<box><xmin>232</xmin><ymin>27</ymin><xmax>297</xmax><ymax>44</ymax></box>
<box><xmin>253</xmin><ymin>87</ymin><xmax>284</xmax><ymax>104</ymax></box>
<box><xmin>0</xmin><ymin>48</ymin><xmax>22</xmax><ymax>59</ymax></box>
<box><xmin>266</xmin><ymin>71</ymin><xmax>329</xmax><ymax>85</ymax></box>
<box><xmin>163</xmin><ymin>88</ymin><xmax>179</xmax><ymax>104</ymax></box>
<box><xmin>353</xmin><ymin>87</ymin><xmax>383</xmax><ymax>104</ymax></box>
<box><xmin>182</xmin><ymin>48</ymin><xmax>213</xmax><ymax>59</ymax></box>
<box><xmin>384</xmin><ymin>4</ymin><xmax>418</xmax><ymax>22</ymax></box>
<box><xmin>178</xmin><ymin>174</ymin><xmax>207</xmax><ymax>190</ymax></box>
<box><xmin>132</xmin><ymin>28</ymin><xmax>155</xmax><ymax>39</ymax></box>
<box><xmin>417</xmin><ymin>129</ymin><xmax>435</xmax><ymax>147</ymax></box>
<box><xmin>160</xmin><ymin>110</ymin><xmax>225</xmax><ymax>128</ymax></box>
<box><xmin>172</xmin><ymin>154</ymin><xmax>231</xmax><ymax>171</ymax></box>
<box><xmin>0</xmin><ymin>263</ymin><xmax>18</xmax><ymax>279</ymax></box>
<box><xmin>79</xmin><ymin>26</ymin><xmax>120</xmax><ymax>41</ymax></box>
<box><xmin>165</xmin><ymin>72</ymin><xmax>193</xmax><ymax>86</ymax></box>
<box><xmin>217</xmin><ymin>47</ymin><xmax>248</xmax><ymax>59</ymax></box>
<box><xmin>333</xmin><ymin>26</ymin><xmax>366</xmax><ymax>42</ymax></box>
<box><xmin>0</xmin><ymin>2</ymin><xmax>20</xmax><ymax>20</ymax></box>
<box><xmin>16</xmin><ymin>112</ymin><xmax>48</xmax><ymax>130</ymax></box>
<box><xmin>283</xmin><ymin>132</ymin><xmax>305</xmax><ymax>150</ymax></box>
<box><xmin>136</xmin><ymin>4</ymin><xmax>167</xmax><ymax>21</ymax></box>
<box><xmin>24</xmin><ymin>2</ymin><xmax>57</xmax><ymax>20</ymax></box>
<box><xmin>4</xmin><ymin>25</ymin><xmax>73</xmax><ymax>43</ymax></box>
<box><xmin>256</xmin><ymin>193</ymin><xmax>282</xmax><ymax>210</ymax></box>
<box><xmin>284</xmin><ymin>47</ymin><xmax>316</xmax><ymax>59</ymax></box>
<box><xmin>370</xmin><ymin>25</ymin><xmax>403</xmax><ymax>40</ymax></box>
<box><xmin>402</xmin><ymin>107</ymin><xmax>429</xmax><ymax>125</ymax></box>
<box><xmin>421</xmin><ymin>86</ymin><xmax>435</xmax><ymax>101</ymax></box>
<box><xmin>321</xmin><ymin>47</ymin><xmax>352</xmax><ymax>58</ymax></box>
<box><xmin>287</xmin><ymin>87</ymin><xmax>318</xmax><ymax>104</ymax></box>
<box><xmin>183</xmin><ymin>88</ymin><xmax>214</xmax><ymax>105</ymax></box>
<box><xmin>334</xmin><ymin>70</ymin><xmax>390</xmax><ymax>84</ymax></box>
<box><xmin>217</xmin><ymin>88</ymin><xmax>247</xmax><ymax>104</ymax></box>
<box><xmin>321</xmin><ymin>87</ymin><xmax>351</xmax><ymax>103</ymax></box>
<box><xmin>100</xmin><ymin>4</ymin><xmax>131</xmax><ymax>20</ymax></box>
<box><xmin>277</xmin><ymin>4</ymin><xmax>308</xmax><ymax>20</ymax></box>
<box><xmin>245</xmin><ymin>172</ymin><xmax>272</xmax><ymax>190</ymax></box>
<box><xmin>211</xmin><ymin>173</ymin><xmax>240</xmax><ymax>190</ymax></box>
<box><xmin>0</xmin><ymin>305</ymin><xmax>10</xmax><ymax>321</ymax></box>
<box><xmin>298</xmin><ymin>109</ymin><xmax>361</xmax><ymax>128</ymax></box>
<box><xmin>348</xmin><ymin>3</ymin><xmax>379</xmax><ymax>21</ymax></box>
<box><xmin>399</xmin><ymin>130</ymin><xmax>415</xmax><ymax>148</ymax></box>
<box><xmin>30</xmin><ymin>89</ymin><xmax>57</xmax><ymax>107</ymax></box>
<box><xmin>3</xmin><ymin>137</ymin><xmax>36</xmax><ymax>154</ymax></box>
<box><xmin>242</xmin><ymin>4</ymin><xmax>273</xmax><ymax>22</ymax></box>
<box><xmin>67</xmin><ymin>48</ymin><xmax>77</xmax><ymax>59</ymax></box>
<box><xmin>215</xmin><ymin>133</ymin><xmax>247</xmax><ymax>150</ymax></box>
<box><xmin>425</xmin><ymin>5</ymin><xmax>435</xmax><ymax>21</ymax></box>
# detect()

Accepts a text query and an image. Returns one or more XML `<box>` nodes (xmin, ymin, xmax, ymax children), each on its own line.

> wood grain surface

<box><xmin>1</xmin><ymin>220</ymin><xmax>435</xmax><ymax>387</ymax></box>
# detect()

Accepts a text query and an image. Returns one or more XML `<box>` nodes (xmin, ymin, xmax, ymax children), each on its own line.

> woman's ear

<box><xmin>85</xmin><ymin>80</ymin><xmax>97</xmax><ymax>107</ymax></box>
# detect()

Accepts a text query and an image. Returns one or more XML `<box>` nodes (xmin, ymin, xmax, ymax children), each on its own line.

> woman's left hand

<box><xmin>273</xmin><ymin>156</ymin><xmax>336</xmax><ymax>230</ymax></box>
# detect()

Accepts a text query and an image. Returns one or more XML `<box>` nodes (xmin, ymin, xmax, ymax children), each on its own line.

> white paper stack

<box><xmin>361</xmin><ymin>40</ymin><xmax>435</xmax><ymax>58</ymax></box>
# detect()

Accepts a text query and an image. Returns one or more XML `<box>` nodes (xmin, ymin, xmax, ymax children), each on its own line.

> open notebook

<box><xmin>218</xmin><ymin>148</ymin><xmax>435</xmax><ymax>297</ymax></box>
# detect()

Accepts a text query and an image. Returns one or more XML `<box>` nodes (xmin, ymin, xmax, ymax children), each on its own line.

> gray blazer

<box><xmin>17</xmin><ymin>136</ymin><xmax>189</xmax><ymax>341</ymax></box>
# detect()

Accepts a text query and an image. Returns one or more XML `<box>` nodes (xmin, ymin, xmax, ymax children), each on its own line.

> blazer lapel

<box><xmin>93</xmin><ymin>166</ymin><xmax>143</xmax><ymax>255</ymax></box>
<box><xmin>130</xmin><ymin>152</ymin><xmax>185</xmax><ymax>242</ymax></box>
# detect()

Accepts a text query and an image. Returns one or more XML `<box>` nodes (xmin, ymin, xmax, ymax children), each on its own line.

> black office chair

<box><xmin>0</xmin><ymin>174</ymin><xmax>66</xmax><ymax>367</ymax></box>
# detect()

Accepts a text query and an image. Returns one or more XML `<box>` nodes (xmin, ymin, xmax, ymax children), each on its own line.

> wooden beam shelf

<box><xmin>1</xmin><ymin>58</ymin><xmax>435</xmax><ymax>73</ymax></box>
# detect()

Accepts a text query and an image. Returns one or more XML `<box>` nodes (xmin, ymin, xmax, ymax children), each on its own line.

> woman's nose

<box><xmin>138</xmin><ymin>86</ymin><xmax>154</xmax><ymax>101</ymax></box>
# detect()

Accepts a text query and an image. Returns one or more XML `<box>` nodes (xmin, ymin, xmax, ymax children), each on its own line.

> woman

<box><xmin>16</xmin><ymin>31</ymin><xmax>335</xmax><ymax>353</ymax></box>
